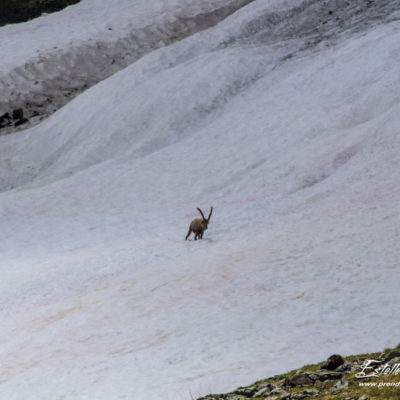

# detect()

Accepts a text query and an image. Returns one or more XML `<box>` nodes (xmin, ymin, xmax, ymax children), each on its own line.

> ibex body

<box><xmin>185</xmin><ymin>206</ymin><xmax>213</xmax><ymax>240</ymax></box>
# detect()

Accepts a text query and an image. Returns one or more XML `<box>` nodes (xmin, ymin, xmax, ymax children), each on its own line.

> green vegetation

<box><xmin>199</xmin><ymin>345</ymin><xmax>400</xmax><ymax>400</ymax></box>
<box><xmin>0</xmin><ymin>0</ymin><xmax>80</xmax><ymax>26</ymax></box>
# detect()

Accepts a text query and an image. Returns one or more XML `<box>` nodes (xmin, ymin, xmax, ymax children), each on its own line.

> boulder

<box><xmin>0</xmin><ymin>112</ymin><xmax>11</xmax><ymax>129</ymax></box>
<box><xmin>383</xmin><ymin>350</ymin><xmax>400</xmax><ymax>363</ymax></box>
<box><xmin>329</xmin><ymin>378</ymin><xmax>349</xmax><ymax>394</ymax></box>
<box><xmin>336</xmin><ymin>361</ymin><xmax>352</xmax><ymax>372</ymax></box>
<box><xmin>233</xmin><ymin>387</ymin><xmax>256</xmax><ymax>397</ymax></box>
<box><xmin>14</xmin><ymin>118</ymin><xmax>28</xmax><ymax>127</ymax></box>
<box><xmin>253</xmin><ymin>383</ymin><xmax>274</xmax><ymax>397</ymax></box>
<box><xmin>388</xmin><ymin>356</ymin><xmax>400</xmax><ymax>367</ymax></box>
<box><xmin>288</xmin><ymin>372</ymin><xmax>315</xmax><ymax>386</ymax></box>
<box><xmin>12</xmin><ymin>108</ymin><xmax>24</xmax><ymax>120</ymax></box>
<box><xmin>312</xmin><ymin>370</ymin><xmax>344</xmax><ymax>381</ymax></box>
<box><xmin>292</xmin><ymin>389</ymin><xmax>318</xmax><ymax>399</ymax></box>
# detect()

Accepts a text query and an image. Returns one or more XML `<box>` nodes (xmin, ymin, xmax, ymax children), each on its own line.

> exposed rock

<box><xmin>311</xmin><ymin>370</ymin><xmax>344</xmax><ymax>380</ymax></box>
<box><xmin>253</xmin><ymin>383</ymin><xmax>274</xmax><ymax>397</ymax></box>
<box><xmin>336</xmin><ymin>361</ymin><xmax>352</xmax><ymax>372</ymax></box>
<box><xmin>0</xmin><ymin>112</ymin><xmax>11</xmax><ymax>128</ymax></box>
<box><xmin>233</xmin><ymin>387</ymin><xmax>257</xmax><ymax>397</ymax></box>
<box><xmin>0</xmin><ymin>112</ymin><xmax>10</xmax><ymax>122</ymax></box>
<box><xmin>358</xmin><ymin>358</ymin><xmax>381</xmax><ymax>368</ymax></box>
<box><xmin>287</xmin><ymin>372</ymin><xmax>315</xmax><ymax>386</ymax></box>
<box><xmin>270</xmin><ymin>387</ymin><xmax>284</xmax><ymax>395</ymax></box>
<box><xmin>302</xmin><ymin>388</ymin><xmax>320</xmax><ymax>395</ymax></box>
<box><xmin>388</xmin><ymin>356</ymin><xmax>400</xmax><ymax>366</ymax></box>
<box><xmin>379</xmin><ymin>350</ymin><xmax>400</xmax><ymax>362</ymax></box>
<box><xmin>12</xmin><ymin>108</ymin><xmax>24</xmax><ymax>120</ymax></box>
<box><xmin>383</xmin><ymin>350</ymin><xmax>400</xmax><ymax>362</ymax></box>
<box><xmin>0</xmin><ymin>109</ymin><xmax>30</xmax><ymax>132</ymax></box>
<box><xmin>14</xmin><ymin>118</ymin><xmax>28</xmax><ymax>127</ymax></box>
<box><xmin>329</xmin><ymin>378</ymin><xmax>349</xmax><ymax>394</ymax></box>
<box><xmin>292</xmin><ymin>389</ymin><xmax>318</xmax><ymax>399</ymax></box>
<box><xmin>316</xmin><ymin>379</ymin><xmax>336</xmax><ymax>391</ymax></box>
<box><xmin>275</xmin><ymin>379</ymin><xmax>286</xmax><ymax>388</ymax></box>
<box><xmin>226</xmin><ymin>395</ymin><xmax>248</xmax><ymax>400</ymax></box>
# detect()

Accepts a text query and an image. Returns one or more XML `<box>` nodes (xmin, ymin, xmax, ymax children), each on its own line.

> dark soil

<box><xmin>0</xmin><ymin>0</ymin><xmax>80</xmax><ymax>26</ymax></box>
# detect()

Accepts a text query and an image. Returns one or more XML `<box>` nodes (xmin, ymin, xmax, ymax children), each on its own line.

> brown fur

<box><xmin>321</xmin><ymin>354</ymin><xmax>345</xmax><ymax>370</ymax></box>
<box><xmin>185</xmin><ymin>206</ymin><xmax>213</xmax><ymax>240</ymax></box>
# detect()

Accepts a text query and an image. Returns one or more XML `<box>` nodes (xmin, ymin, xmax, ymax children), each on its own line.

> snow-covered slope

<box><xmin>1</xmin><ymin>0</ymin><xmax>400</xmax><ymax>399</ymax></box>
<box><xmin>0</xmin><ymin>0</ymin><xmax>253</xmax><ymax>134</ymax></box>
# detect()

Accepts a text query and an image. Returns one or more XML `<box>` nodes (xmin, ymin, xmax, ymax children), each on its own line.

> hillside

<box><xmin>198</xmin><ymin>345</ymin><xmax>400</xmax><ymax>400</ymax></box>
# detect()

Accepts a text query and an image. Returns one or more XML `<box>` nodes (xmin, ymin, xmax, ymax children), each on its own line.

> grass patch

<box><xmin>203</xmin><ymin>346</ymin><xmax>400</xmax><ymax>400</ymax></box>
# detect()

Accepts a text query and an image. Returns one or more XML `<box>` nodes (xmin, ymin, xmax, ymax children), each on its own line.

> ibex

<box><xmin>185</xmin><ymin>206</ymin><xmax>213</xmax><ymax>240</ymax></box>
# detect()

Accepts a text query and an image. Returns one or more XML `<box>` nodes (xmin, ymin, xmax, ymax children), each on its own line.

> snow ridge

<box><xmin>0</xmin><ymin>0</ymin><xmax>254</xmax><ymax>135</ymax></box>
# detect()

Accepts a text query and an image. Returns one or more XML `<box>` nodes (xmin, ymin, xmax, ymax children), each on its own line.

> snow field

<box><xmin>1</xmin><ymin>0</ymin><xmax>400</xmax><ymax>399</ymax></box>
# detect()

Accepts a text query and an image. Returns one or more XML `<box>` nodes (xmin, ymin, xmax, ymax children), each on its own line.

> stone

<box><xmin>383</xmin><ymin>350</ymin><xmax>400</xmax><ymax>362</ymax></box>
<box><xmin>312</xmin><ymin>370</ymin><xmax>343</xmax><ymax>380</ymax></box>
<box><xmin>291</xmin><ymin>394</ymin><xmax>305</xmax><ymax>400</ymax></box>
<box><xmin>270</xmin><ymin>387</ymin><xmax>284</xmax><ymax>395</ymax></box>
<box><xmin>275</xmin><ymin>379</ymin><xmax>286</xmax><ymax>388</ymax></box>
<box><xmin>336</xmin><ymin>361</ymin><xmax>352</xmax><ymax>372</ymax></box>
<box><xmin>302</xmin><ymin>389</ymin><xmax>318</xmax><ymax>395</ymax></box>
<box><xmin>316</xmin><ymin>379</ymin><xmax>335</xmax><ymax>391</ymax></box>
<box><xmin>292</xmin><ymin>389</ymin><xmax>318</xmax><ymax>399</ymax></box>
<box><xmin>226</xmin><ymin>395</ymin><xmax>248</xmax><ymax>400</ymax></box>
<box><xmin>14</xmin><ymin>118</ymin><xmax>28</xmax><ymax>127</ymax></box>
<box><xmin>329</xmin><ymin>378</ymin><xmax>348</xmax><ymax>394</ymax></box>
<box><xmin>320</xmin><ymin>354</ymin><xmax>345</xmax><ymax>370</ymax></box>
<box><xmin>288</xmin><ymin>372</ymin><xmax>315</xmax><ymax>386</ymax></box>
<box><xmin>0</xmin><ymin>112</ymin><xmax>10</xmax><ymax>121</ymax></box>
<box><xmin>12</xmin><ymin>108</ymin><xmax>24</xmax><ymax>120</ymax></box>
<box><xmin>253</xmin><ymin>386</ymin><xmax>271</xmax><ymax>397</ymax></box>
<box><xmin>258</xmin><ymin>382</ymin><xmax>276</xmax><ymax>391</ymax></box>
<box><xmin>0</xmin><ymin>112</ymin><xmax>11</xmax><ymax>128</ymax></box>
<box><xmin>388</xmin><ymin>356</ymin><xmax>400</xmax><ymax>367</ymax></box>
<box><xmin>233</xmin><ymin>387</ymin><xmax>256</xmax><ymax>397</ymax></box>
<box><xmin>357</xmin><ymin>358</ymin><xmax>380</xmax><ymax>368</ymax></box>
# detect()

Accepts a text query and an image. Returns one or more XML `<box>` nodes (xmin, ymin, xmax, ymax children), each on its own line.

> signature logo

<box><xmin>356</xmin><ymin>359</ymin><xmax>400</xmax><ymax>379</ymax></box>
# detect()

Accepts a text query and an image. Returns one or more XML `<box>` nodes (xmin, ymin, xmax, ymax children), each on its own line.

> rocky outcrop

<box><xmin>197</xmin><ymin>347</ymin><xmax>400</xmax><ymax>400</ymax></box>
<box><xmin>0</xmin><ymin>109</ymin><xmax>28</xmax><ymax>130</ymax></box>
